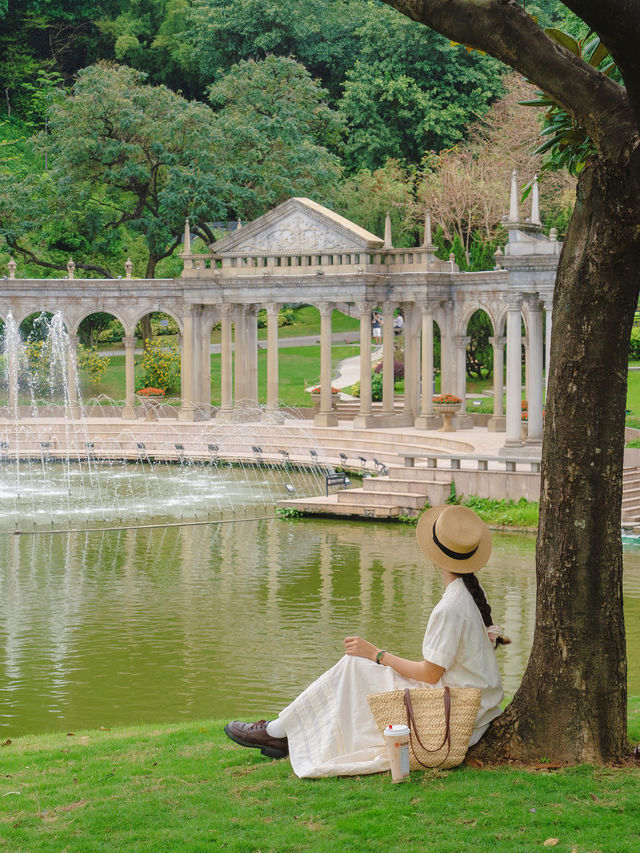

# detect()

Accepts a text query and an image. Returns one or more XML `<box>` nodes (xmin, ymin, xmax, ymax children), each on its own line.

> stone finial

<box><xmin>183</xmin><ymin>217</ymin><xmax>191</xmax><ymax>254</ymax></box>
<box><xmin>7</xmin><ymin>257</ymin><xmax>17</xmax><ymax>279</ymax></box>
<box><xmin>509</xmin><ymin>169</ymin><xmax>519</xmax><ymax>222</ymax></box>
<box><xmin>422</xmin><ymin>209</ymin><xmax>432</xmax><ymax>247</ymax></box>
<box><xmin>124</xmin><ymin>257</ymin><xmax>133</xmax><ymax>279</ymax></box>
<box><xmin>236</xmin><ymin>218</ymin><xmax>242</xmax><ymax>231</ymax></box>
<box><xmin>549</xmin><ymin>227</ymin><xmax>558</xmax><ymax>242</ymax></box>
<box><xmin>67</xmin><ymin>258</ymin><xmax>76</xmax><ymax>280</ymax></box>
<box><xmin>531</xmin><ymin>174</ymin><xmax>541</xmax><ymax>225</ymax></box>
<box><xmin>448</xmin><ymin>252</ymin><xmax>456</xmax><ymax>272</ymax></box>
<box><xmin>494</xmin><ymin>246</ymin><xmax>504</xmax><ymax>269</ymax></box>
<box><xmin>382</xmin><ymin>210</ymin><xmax>393</xmax><ymax>249</ymax></box>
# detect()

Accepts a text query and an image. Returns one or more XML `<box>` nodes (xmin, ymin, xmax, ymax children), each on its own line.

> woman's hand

<box><xmin>344</xmin><ymin>635</ymin><xmax>378</xmax><ymax>661</ymax></box>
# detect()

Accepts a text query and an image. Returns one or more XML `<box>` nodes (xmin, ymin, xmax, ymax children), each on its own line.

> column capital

<box><xmin>67</xmin><ymin>333</ymin><xmax>79</xmax><ymax>347</ymax></box>
<box><xmin>455</xmin><ymin>335</ymin><xmax>471</xmax><ymax>348</ymax></box>
<box><xmin>381</xmin><ymin>301</ymin><xmax>395</xmax><ymax>315</ymax></box>
<box><xmin>417</xmin><ymin>298</ymin><xmax>438</xmax><ymax>314</ymax></box>
<box><xmin>123</xmin><ymin>335</ymin><xmax>136</xmax><ymax>348</ymax></box>
<box><xmin>355</xmin><ymin>301</ymin><xmax>372</xmax><ymax>316</ymax></box>
<box><xmin>318</xmin><ymin>302</ymin><xmax>334</xmax><ymax>318</ymax></box>
<box><xmin>488</xmin><ymin>336</ymin><xmax>506</xmax><ymax>348</ymax></box>
<box><xmin>504</xmin><ymin>293</ymin><xmax>523</xmax><ymax>311</ymax></box>
<box><xmin>182</xmin><ymin>305</ymin><xmax>195</xmax><ymax>320</ymax></box>
<box><xmin>218</xmin><ymin>303</ymin><xmax>234</xmax><ymax>318</ymax></box>
<box><xmin>265</xmin><ymin>302</ymin><xmax>280</xmax><ymax>316</ymax></box>
<box><xmin>526</xmin><ymin>293</ymin><xmax>543</xmax><ymax>312</ymax></box>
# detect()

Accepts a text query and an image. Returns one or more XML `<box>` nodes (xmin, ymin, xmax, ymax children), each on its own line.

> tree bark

<box><xmin>471</xmin><ymin>149</ymin><xmax>640</xmax><ymax>763</ymax></box>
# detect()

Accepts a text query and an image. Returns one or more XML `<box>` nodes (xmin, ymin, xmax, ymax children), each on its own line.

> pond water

<box><xmin>0</xmin><ymin>518</ymin><xmax>639</xmax><ymax>738</ymax></box>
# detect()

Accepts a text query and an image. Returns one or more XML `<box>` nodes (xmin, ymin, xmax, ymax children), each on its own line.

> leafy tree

<box><xmin>208</xmin><ymin>55</ymin><xmax>343</xmax><ymax>220</ymax></box>
<box><xmin>1</xmin><ymin>62</ymin><xmax>230</xmax><ymax>278</ymax></box>
<box><xmin>338</xmin><ymin>3</ymin><xmax>504</xmax><ymax>170</ymax></box>
<box><xmin>186</xmin><ymin>0</ymin><xmax>365</xmax><ymax>101</ymax></box>
<box><xmin>381</xmin><ymin>0</ymin><xmax>640</xmax><ymax>765</ymax></box>
<box><xmin>334</xmin><ymin>159</ymin><xmax>417</xmax><ymax>246</ymax></box>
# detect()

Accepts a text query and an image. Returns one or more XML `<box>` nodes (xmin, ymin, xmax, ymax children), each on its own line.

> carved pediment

<box><xmin>211</xmin><ymin>198</ymin><xmax>383</xmax><ymax>255</ymax></box>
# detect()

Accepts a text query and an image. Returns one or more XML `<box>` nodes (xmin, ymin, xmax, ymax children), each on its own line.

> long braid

<box><xmin>460</xmin><ymin>573</ymin><xmax>510</xmax><ymax>646</ymax></box>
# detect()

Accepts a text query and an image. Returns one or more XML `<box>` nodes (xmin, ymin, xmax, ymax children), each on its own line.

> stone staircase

<box><xmin>622</xmin><ymin>466</ymin><xmax>640</xmax><ymax>522</ymax></box>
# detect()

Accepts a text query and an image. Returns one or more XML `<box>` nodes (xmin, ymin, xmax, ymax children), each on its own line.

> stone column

<box><xmin>219</xmin><ymin>304</ymin><xmax>233</xmax><ymax>415</ymax></box>
<box><xmin>526</xmin><ymin>295</ymin><xmax>544</xmax><ymax>446</ymax></box>
<box><xmin>245</xmin><ymin>305</ymin><xmax>259</xmax><ymax>405</ymax></box>
<box><xmin>266</xmin><ymin>303</ymin><xmax>280</xmax><ymax>410</ymax></box>
<box><xmin>353</xmin><ymin>302</ymin><xmax>375</xmax><ymax>428</ymax></box>
<box><xmin>122</xmin><ymin>335</ymin><xmax>137</xmax><ymax>419</ymax></box>
<box><xmin>315</xmin><ymin>303</ymin><xmax>338</xmax><ymax>426</ymax></box>
<box><xmin>502</xmin><ymin>295</ymin><xmax>523</xmax><ymax>448</ymax></box>
<box><xmin>403</xmin><ymin>304</ymin><xmax>420</xmax><ymax>418</ymax></box>
<box><xmin>415</xmin><ymin>301</ymin><xmax>439</xmax><ymax>430</ymax></box>
<box><xmin>201</xmin><ymin>315</ymin><xmax>211</xmax><ymax>416</ymax></box>
<box><xmin>487</xmin><ymin>336</ymin><xmax>506</xmax><ymax>431</ymax></box>
<box><xmin>233</xmin><ymin>306</ymin><xmax>248</xmax><ymax>404</ymax></box>
<box><xmin>66</xmin><ymin>333</ymin><xmax>81</xmax><ymax>418</ymax></box>
<box><xmin>381</xmin><ymin>302</ymin><xmax>395</xmax><ymax>416</ymax></box>
<box><xmin>544</xmin><ymin>299</ymin><xmax>553</xmax><ymax>394</ymax></box>
<box><xmin>178</xmin><ymin>307</ymin><xmax>195</xmax><ymax>421</ymax></box>
<box><xmin>192</xmin><ymin>308</ymin><xmax>203</xmax><ymax>412</ymax></box>
<box><xmin>455</xmin><ymin>335</ymin><xmax>470</xmax><ymax>402</ymax></box>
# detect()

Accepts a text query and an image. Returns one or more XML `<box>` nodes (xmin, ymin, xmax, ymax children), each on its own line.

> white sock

<box><xmin>266</xmin><ymin>717</ymin><xmax>287</xmax><ymax>739</ymax></box>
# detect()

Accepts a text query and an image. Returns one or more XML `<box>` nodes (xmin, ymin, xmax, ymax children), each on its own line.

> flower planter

<box><xmin>310</xmin><ymin>391</ymin><xmax>341</xmax><ymax>411</ymax></box>
<box><xmin>136</xmin><ymin>393</ymin><xmax>164</xmax><ymax>421</ymax></box>
<box><xmin>433</xmin><ymin>402</ymin><xmax>461</xmax><ymax>432</ymax></box>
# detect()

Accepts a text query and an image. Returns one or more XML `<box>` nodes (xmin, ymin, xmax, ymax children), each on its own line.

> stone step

<box><xmin>276</xmin><ymin>496</ymin><xmax>400</xmax><ymax>518</ymax></box>
<box><xmin>336</xmin><ymin>488</ymin><xmax>425</xmax><ymax>509</ymax></box>
<box><xmin>362</xmin><ymin>477</ymin><xmax>448</xmax><ymax>497</ymax></box>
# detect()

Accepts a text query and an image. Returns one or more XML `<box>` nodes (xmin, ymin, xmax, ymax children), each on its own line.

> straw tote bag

<box><xmin>367</xmin><ymin>686</ymin><xmax>481</xmax><ymax>770</ymax></box>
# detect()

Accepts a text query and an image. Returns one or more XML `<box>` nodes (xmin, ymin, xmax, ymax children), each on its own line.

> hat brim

<box><xmin>416</xmin><ymin>506</ymin><xmax>492</xmax><ymax>573</ymax></box>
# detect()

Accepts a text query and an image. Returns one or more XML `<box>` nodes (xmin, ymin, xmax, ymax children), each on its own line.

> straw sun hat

<box><xmin>416</xmin><ymin>505</ymin><xmax>492</xmax><ymax>573</ymax></box>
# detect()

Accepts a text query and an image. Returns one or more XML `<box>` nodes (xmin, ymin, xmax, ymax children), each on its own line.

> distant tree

<box><xmin>186</xmin><ymin>0</ymin><xmax>364</xmax><ymax>101</ymax></box>
<box><xmin>338</xmin><ymin>4</ymin><xmax>504</xmax><ymax>170</ymax></box>
<box><xmin>1</xmin><ymin>62</ymin><xmax>230</xmax><ymax>278</ymax></box>
<box><xmin>335</xmin><ymin>159</ymin><xmax>417</xmax><ymax>245</ymax></box>
<box><xmin>208</xmin><ymin>55</ymin><xmax>343</xmax><ymax>220</ymax></box>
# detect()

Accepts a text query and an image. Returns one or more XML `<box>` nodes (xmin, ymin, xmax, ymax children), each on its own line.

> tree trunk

<box><xmin>471</xmin><ymin>152</ymin><xmax>640</xmax><ymax>764</ymax></box>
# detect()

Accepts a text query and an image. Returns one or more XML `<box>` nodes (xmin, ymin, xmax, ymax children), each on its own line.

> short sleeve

<box><xmin>421</xmin><ymin>602</ymin><xmax>464</xmax><ymax>670</ymax></box>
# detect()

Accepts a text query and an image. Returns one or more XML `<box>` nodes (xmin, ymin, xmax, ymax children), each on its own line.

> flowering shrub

<box><xmin>521</xmin><ymin>400</ymin><xmax>528</xmax><ymax>410</ymax></box>
<box><xmin>136</xmin><ymin>387</ymin><xmax>166</xmax><ymax>397</ymax></box>
<box><xmin>433</xmin><ymin>394</ymin><xmax>462</xmax><ymax>404</ymax></box>
<box><xmin>373</xmin><ymin>359</ymin><xmax>404</xmax><ymax>381</ymax></box>
<box><xmin>135</xmin><ymin>339</ymin><xmax>180</xmax><ymax>393</ymax></box>
<box><xmin>76</xmin><ymin>344</ymin><xmax>109</xmax><ymax>385</ymax></box>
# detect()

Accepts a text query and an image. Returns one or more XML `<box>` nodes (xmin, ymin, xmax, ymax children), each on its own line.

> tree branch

<box><xmin>381</xmin><ymin>0</ymin><xmax>637</xmax><ymax>162</ymax></box>
<box><xmin>6</xmin><ymin>238</ymin><xmax>115</xmax><ymax>279</ymax></box>
<box><xmin>562</xmin><ymin>0</ymin><xmax>640</xmax><ymax>123</ymax></box>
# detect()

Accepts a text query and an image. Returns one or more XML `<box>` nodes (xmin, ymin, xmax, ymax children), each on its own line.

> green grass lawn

<box><xmin>82</xmin><ymin>345</ymin><xmax>360</xmax><ymax>408</ymax></box>
<box><xmin>0</xmin><ymin>702</ymin><xmax>638</xmax><ymax>852</ymax></box>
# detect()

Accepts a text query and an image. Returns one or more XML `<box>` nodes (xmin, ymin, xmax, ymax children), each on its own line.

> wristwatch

<box><xmin>375</xmin><ymin>649</ymin><xmax>386</xmax><ymax>665</ymax></box>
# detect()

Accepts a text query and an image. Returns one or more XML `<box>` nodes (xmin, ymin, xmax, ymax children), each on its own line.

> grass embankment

<box><xmin>1</xmin><ymin>702</ymin><xmax>638</xmax><ymax>852</ymax></box>
<box><xmin>401</xmin><ymin>497</ymin><xmax>540</xmax><ymax>529</ymax></box>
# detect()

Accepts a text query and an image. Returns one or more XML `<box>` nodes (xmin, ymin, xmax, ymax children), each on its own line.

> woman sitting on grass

<box><xmin>224</xmin><ymin>504</ymin><xmax>509</xmax><ymax>778</ymax></box>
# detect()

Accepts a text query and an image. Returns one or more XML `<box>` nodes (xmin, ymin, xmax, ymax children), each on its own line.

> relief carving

<box><xmin>232</xmin><ymin>212</ymin><xmax>353</xmax><ymax>253</ymax></box>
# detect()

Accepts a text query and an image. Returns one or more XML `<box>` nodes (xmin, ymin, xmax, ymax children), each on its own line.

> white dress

<box><xmin>279</xmin><ymin>577</ymin><xmax>504</xmax><ymax>778</ymax></box>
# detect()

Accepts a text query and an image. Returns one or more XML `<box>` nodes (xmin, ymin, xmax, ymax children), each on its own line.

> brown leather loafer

<box><xmin>224</xmin><ymin>719</ymin><xmax>289</xmax><ymax>759</ymax></box>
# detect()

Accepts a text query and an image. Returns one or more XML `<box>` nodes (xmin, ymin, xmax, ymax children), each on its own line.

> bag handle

<box><xmin>403</xmin><ymin>686</ymin><xmax>452</xmax><ymax>768</ymax></box>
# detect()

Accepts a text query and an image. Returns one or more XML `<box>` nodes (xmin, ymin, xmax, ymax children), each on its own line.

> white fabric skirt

<box><xmin>279</xmin><ymin>655</ymin><xmax>430</xmax><ymax>778</ymax></box>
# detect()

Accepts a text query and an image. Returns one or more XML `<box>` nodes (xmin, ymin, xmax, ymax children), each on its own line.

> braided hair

<box><xmin>460</xmin><ymin>573</ymin><xmax>510</xmax><ymax>646</ymax></box>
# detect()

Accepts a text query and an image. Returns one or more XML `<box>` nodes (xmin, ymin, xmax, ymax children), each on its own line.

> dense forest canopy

<box><xmin>0</xmin><ymin>0</ymin><xmax>573</xmax><ymax>278</ymax></box>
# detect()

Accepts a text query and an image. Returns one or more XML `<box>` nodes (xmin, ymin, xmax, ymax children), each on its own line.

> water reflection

<box><xmin>0</xmin><ymin>519</ymin><xmax>638</xmax><ymax>736</ymax></box>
